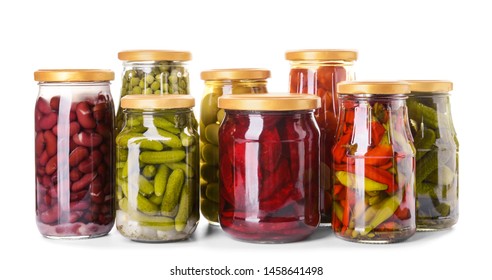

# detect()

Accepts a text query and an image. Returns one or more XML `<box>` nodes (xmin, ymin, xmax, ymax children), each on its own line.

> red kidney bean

<box><xmin>70</xmin><ymin>122</ymin><xmax>81</xmax><ymax>136</ymax></box>
<box><xmin>76</xmin><ymin>102</ymin><xmax>96</xmax><ymax>129</ymax></box>
<box><xmin>95</xmin><ymin>123</ymin><xmax>111</xmax><ymax>138</ymax></box>
<box><xmin>39</xmin><ymin>150</ymin><xmax>49</xmax><ymax>166</ymax></box>
<box><xmin>70</xmin><ymin>190</ymin><xmax>88</xmax><ymax>202</ymax></box>
<box><xmin>99</xmin><ymin>143</ymin><xmax>109</xmax><ymax>155</ymax></box>
<box><xmin>69</xmin><ymin>211</ymin><xmax>83</xmax><ymax>223</ymax></box>
<box><xmin>100</xmin><ymin>205</ymin><xmax>110</xmax><ymax>214</ymax></box>
<box><xmin>50</xmin><ymin>174</ymin><xmax>58</xmax><ymax>186</ymax></box>
<box><xmin>90</xmin><ymin>176</ymin><xmax>103</xmax><ymax>194</ymax></box>
<box><xmin>37</xmin><ymin>98</ymin><xmax>52</xmax><ymax>114</ymax></box>
<box><xmin>92</xmin><ymin>103</ymin><xmax>107</xmax><ymax>121</ymax></box>
<box><xmin>37</xmin><ymin>167</ymin><xmax>46</xmax><ymax>176</ymax></box>
<box><xmin>40</xmin><ymin>206</ymin><xmax>59</xmax><ymax>224</ymax></box>
<box><xmin>47</xmin><ymin>185</ymin><xmax>58</xmax><ymax>198</ymax></box>
<box><xmin>50</xmin><ymin>96</ymin><xmax>60</xmax><ymax>111</ymax></box>
<box><xmin>69</xmin><ymin>111</ymin><xmax>76</xmax><ymax>121</ymax></box>
<box><xmin>70</xmin><ymin>168</ymin><xmax>82</xmax><ymax>181</ymax></box>
<box><xmin>83</xmin><ymin>212</ymin><xmax>94</xmax><ymax>222</ymax></box>
<box><xmin>45</xmin><ymin>156</ymin><xmax>57</xmax><ymax>175</ymax></box>
<box><xmin>78</xmin><ymin>150</ymin><xmax>102</xmax><ymax>173</ymax></box>
<box><xmin>38</xmin><ymin>203</ymin><xmax>48</xmax><ymax>213</ymax></box>
<box><xmin>91</xmin><ymin>191</ymin><xmax>105</xmax><ymax>204</ymax></box>
<box><xmin>35</xmin><ymin>110</ymin><xmax>43</xmax><ymax>132</ymax></box>
<box><xmin>73</xmin><ymin>131</ymin><xmax>102</xmax><ymax>147</ymax></box>
<box><xmin>44</xmin><ymin>130</ymin><xmax>57</xmax><ymax>157</ymax></box>
<box><xmin>69</xmin><ymin>146</ymin><xmax>89</xmax><ymax>167</ymax></box>
<box><xmin>43</xmin><ymin>194</ymin><xmax>52</xmax><ymax>206</ymax></box>
<box><xmin>71</xmin><ymin>173</ymin><xmax>96</xmax><ymax>192</ymax></box>
<box><xmin>42</xmin><ymin>175</ymin><xmax>52</xmax><ymax>188</ymax></box>
<box><xmin>70</xmin><ymin>200</ymin><xmax>90</xmax><ymax>211</ymax></box>
<box><xmin>103</xmin><ymin>184</ymin><xmax>111</xmax><ymax>195</ymax></box>
<box><xmin>39</xmin><ymin>112</ymin><xmax>58</xmax><ymax>130</ymax></box>
<box><xmin>35</xmin><ymin>132</ymin><xmax>45</xmax><ymax>156</ymax></box>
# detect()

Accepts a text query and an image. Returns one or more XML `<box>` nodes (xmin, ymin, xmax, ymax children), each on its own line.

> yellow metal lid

<box><xmin>218</xmin><ymin>93</ymin><xmax>320</xmax><ymax>111</ymax></box>
<box><xmin>285</xmin><ymin>49</ymin><xmax>358</xmax><ymax>61</ymax></box>
<box><xmin>34</xmin><ymin>69</ymin><xmax>114</xmax><ymax>82</ymax></box>
<box><xmin>337</xmin><ymin>81</ymin><xmax>410</xmax><ymax>95</ymax></box>
<box><xmin>121</xmin><ymin>95</ymin><xmax>195</xmax><ymax>109</ymax></box>
<box><xmin>118</xmin><ymin>50</ymin><xmax>192</xmax><ymax>61</ymax></box>
<box><xmin>405</xmin><ymin>80</ymin><xmax>453</xmax><ymax>93</ymax></box>
<box><xmin>201</xmin><ymin>68</ymin><xmax>271</xmax><ymax>80</ymax></box>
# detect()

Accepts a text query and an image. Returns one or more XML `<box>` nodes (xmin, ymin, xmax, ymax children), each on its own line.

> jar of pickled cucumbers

<box><xmin>333</xmin><ymin>81</ymin><xmax>416</xmax><ymax>243</ymax></box>
<box><xmin>115</xmin><ymin>95</ymin><xmax>199</xmax><ymax>242</ymax></box>
<box><xmin>34</xmin><ymin>69</ymin><xmax>115</xmax><ymax>239</ymax></box>
<box><xmin>116</xmin><ymin>50</ymin><xmax>191</xmax><ymax>131</ymax></box>
<box><xmin>218</xmin><ymin>94</ymin><xmax>321</xmax><ymax>243</ymax></box>
<box><xmin>405</xmin><ymin>80</ymin><xmax>458</xmax><ymax>230</ymax></box>
<box><xmin>199</xmin><ymin>68</ymin><xmax>270</xmax><ymax>224</ymax></box>
<box><xmin>286</xmin><ymin>49</ymin><xmax>357</xmax><ymax>226</ymax></box>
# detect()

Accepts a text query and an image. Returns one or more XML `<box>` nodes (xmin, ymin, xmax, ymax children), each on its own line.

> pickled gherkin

<box><xmin>199</xmin><ymin>69</ymin><xmax>270</xmax><ymax>224</ymax></box>
<box><xmin>116</xmin><ymin>95</ymin><xmax>199</xmax><ymax>242</ymax></box>
<box><xmin>406</xmin><ymin>80</ymin><xmax>458</xmax><ymax>231</ymax></box>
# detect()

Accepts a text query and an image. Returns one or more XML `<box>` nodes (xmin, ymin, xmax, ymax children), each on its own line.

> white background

<box><xmin>1</xmin><ymin>0</ymin><xmax>490</xmax><ymax>279</ymax></box>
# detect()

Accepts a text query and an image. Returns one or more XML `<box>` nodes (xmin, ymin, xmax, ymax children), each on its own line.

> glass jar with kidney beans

<box><xmin>405</xmin><ymin>80</ymin><xmax>458</xmax><ymax>231</ymax></box>
<box><xmin>333</xmin><ymin>82</ymin><xmax>416</xmax><ymax>243</ymax></box>
<box><xmin>116</xmin><ymin>95</ymin><xmax>199</xmax><ymax>242</ymax></box>
<box><xmin>116</xmin><ymin>50</ymin><xmax>191</xmax><ymax>131</ymax></box>
<box><xmin>34</xmin><ymin>69</ymin><xmax>115</xmax><ymax>239</ymax></box>
<box><xmin>286</xmin><ymin>49</ymin><xmax>357</xmax><ymax>226</ymax></box>
<box><xmin>218</xmin><ymin>94</ymin><xmax>321</xmax><ymax>243</ymax></box>
<box><xmin>199</xmin><ymin>68</ymin><xmax>270</xmax><ymax>225</ymax></box>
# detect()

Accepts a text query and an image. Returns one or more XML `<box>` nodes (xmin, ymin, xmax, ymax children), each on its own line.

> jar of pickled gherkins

<box><xmin>286</xmin><ymin>49</ymin><xmax>357</xmax><ymax>226</ymax></box>
<box><xmin>333</xmin><ymin>81</ymin><xmax>416</xmax><ymax>243</ymax></box>
<box><xmin>199</xmin><ymin>68</ymin><xmax>270</xmax><ymax>224</ymax></box>
<box><xmin>34</xmin><ymin>69</ymin><xmax>115</xmax><ymax>239</ymax></box>
<box><xmin>405</xmin><ymin>80</ymin><xmax>458</xmax><ymax>230</ymax></box>
<box><xmin>116</xmin><ymin>50</ymin><xmax>191</xmax><ymax>131</ymax></box>
<box><xmin>218</xmin><ymin>94</ymin><xmax>321</xmax><ymax>243</ymax></box>
<box><xmin>116</xmin><ymin>95</ymin><xmax>199</xmax><ymax>242</ymax></box>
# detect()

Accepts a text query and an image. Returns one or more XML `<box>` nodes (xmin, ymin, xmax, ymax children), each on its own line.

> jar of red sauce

<box><xmin>286</xmin><ymin>49</ymin><xmax>357</xmax><ymax>225</ymax></box>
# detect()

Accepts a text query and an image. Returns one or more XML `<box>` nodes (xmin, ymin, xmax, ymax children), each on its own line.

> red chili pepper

<box><xmin>332</xmin><ymin>133</ymin><xmax>351</xmax><ymax>164</ymax></box>
<box><xmin>259</xmin><ymin>126</ymin><xmax>282</xmax><ymax>172</ymax></box>
<box><xmin>394</xmin><ymin>206</ymin><xmax>411</xmax><ymax>220</ymax></box>
<box><xmin>364</xmin><ymin>144</ymin><xmax>393</xmax><ymax>166</ymax></box>
<box><xmin>371</xmin><ymin>121</ymin><xmax>386</xmax><ymax>145</ymax></box>
<box><xmin>259</xmin><ymin>182</ymin><xmax>294</xmax><ymax>212</ymax></box>
<box><xmin>378</xmin><ymin>160</ymin><xmax>394</xmax><ymax>170</ymax></box>
<box><xmin>260</xmin><ymin>158</ymin><xmax>290</xmax><ymax>200</ymax></box>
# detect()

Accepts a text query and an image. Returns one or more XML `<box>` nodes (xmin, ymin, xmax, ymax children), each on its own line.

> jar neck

<box><xmin>289</xmin><ymin>60</ymin><xmax>355</xmax><ymax>67</ymax></box>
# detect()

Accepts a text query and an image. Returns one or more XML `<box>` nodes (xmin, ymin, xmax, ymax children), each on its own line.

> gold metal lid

<box><xmin>285</xmin><ymin>49</ymin><xmax>358</xmax><ymax>61</ymax></box>
<box><xmin>121</xmin><ymin>95</ymin><xmax>195</xmax><ymax>109</ymax></box>
<box><xmin>34</xmin><ymin>69</ymin><xmax>114</xmax><ymax>82</ymax></box>
<box><xmin>118</xmin><ymin>50</ymin><xmax>192</xmax><ymax>61</ymax></box>
<box><xmin>337</xmin><ymin>81</ymin><xmax>410</xmax><ymax>95</ymax></box>
<box><xmin>218</xmin><ymin>93</ymin><xmax>321</xmax><ymax>111</ymax></box>
<box><xmin>405</xmin><ymin>80</ymin><xmax>453</xmax><ymax>93</ymax></box>
<box><xmin>200</xmin><ymin>68</ymin><xmax>271</xmax><ymax>80</ymax></box>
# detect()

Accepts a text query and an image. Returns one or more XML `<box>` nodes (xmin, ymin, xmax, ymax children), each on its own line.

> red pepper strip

<box><xmin>333</xmin><ymin>184</ymin><xmax>344</xmax><ymax>197</ymax></box>
<box><xmin>364</xmin><ymin>144</ymin><xmax>393</xmax><ymax>166</ymax></box>
<box><xmin>259</xmin><ymin>182</ymin><xmax>294</xmax><ymax>212</ymax></box>
<box><xmin>332</xmin><ymin>133</ymin><xmax>351</xmax><ymax>164</ymax></box>
<box><xmin>260</xmin><ymin>158</ymin><xmax>290</xmax><ymax>200</ymax></box>
<box><xmin>375</xmin><ymin>221</ymin><xmax>400</xmax><ymax>231</ymax></box>
<box><xmin>259</xmin><ymin>126</ymin><xmax>282</xmax><ymax>172</ymax></box>
<box><xmin>371</xmin><ymin>121</ymin><xmax>386</xmax><ymax>145</ymax></box>
<box><xmin>378</xmin><ymin>160</ymin><xmax>393</xmax><ymax>170</ymax></box>
<box><xmin>344</xmin><ymin>110</ymin><xmax>355</xmax><ymax>124</ymax></box>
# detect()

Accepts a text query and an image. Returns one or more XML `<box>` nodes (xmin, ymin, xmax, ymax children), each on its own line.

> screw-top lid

<box><xmin>405</xmin><ymin>80</ymin><xmax>453</xmax><ymax>93</ymax></box>
<box><xmin>218</xmin><ymin>93</ymin><xmax>321</xmax><ymax>111</ymax></box>
<box><xmin>337</xmin><ymin>81</ymin><xmax>410</xmax><ymax>95</ymax></box>
<box><xmin>285</xmin><ymin>49</ymin><xmax>358</xmax><ymax>61</ymax></box>
<box><xmin>34</xmin><ymin>69</ymin><xmax>114</xmax><ymax>82</ymax></box>
<box><xmin>200</xmin><ymin>68</ymin><xmax>271</xmax><ymax>80</ymax></box>
<box><xmin>121</xmin><ymin>95</ymin><xmax>195</xmax><ymax>109</ymax></box>
<box><xmin>118</xmin><ymin>50</ymin><xmax>192</xmax><ymax>61</ymax></box>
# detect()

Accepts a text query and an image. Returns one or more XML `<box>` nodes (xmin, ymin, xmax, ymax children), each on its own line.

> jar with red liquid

<box><xmin>286</xmin><ymin>49</ymin><xmax>357</xmax><ymax>225</ymax></box>
<box><xmin>332</xmin><ymin>82</ymin><xmax>416</xmax><ymax>243</ymax></box>
<box><xmin>34</xmin><ymin>70</ymin><xmax>115</xmax><ymax>239</ymax></box>
<box><xmin>218</xmin><ymin>94</ymin><xmax>321</xmax><ymax>243</ymax></box>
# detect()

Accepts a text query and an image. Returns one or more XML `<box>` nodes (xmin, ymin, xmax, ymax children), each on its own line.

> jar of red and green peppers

<box><xmin>405</xmin><ymin>80</ymin><xmax>458</xmax><ymax>230</ymax></box>
<box><xmin>116</xmin><ymin>50</ymin><xmax>191</xmax><ymax>131</ymax></box>
<box><xmin>34</xmin><ymin>69</ymin><xmax>115</xmax><ymax>238</ymax></box>
<box><xmin>286</xmin><ymin>49</ymin><xmax>357</xmax><ymax>225</ymax></box>
<box><xmin>115</xmin><ymin>95</ymin><xmax>199</xmax><ymax>242</ymax></box>
<box><xmin>333</xmin><ymin>82</ymin><xmax>416</xmax><ymax>243</ymax></box>
<box><xmin>218</xmin><ymin>94</ymin><xmax>321</xmax><ymax>243</ymax></box>
<box><xmin>199</xmin><ymin>68</ymin><xmax>270</xmax><ymax>225</ymax></box>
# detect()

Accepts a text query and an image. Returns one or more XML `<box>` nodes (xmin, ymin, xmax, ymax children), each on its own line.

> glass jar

<box><xmin>115</xmin><ymin>95</ymin><xmax>199</xmax><ymax>242</ymax></box>
<box><xmin>218</xmin><ymin>94</ymin><xmax>321</xmax><ymax>243</ymax></box>
<box><xmin>405</xmin><ymin>80</ymin><xmax>458</xmax><ymax>230</ymax></box>
<box><xmin>333</xmin><ymin>82</ymin><xmax>416</xmax><ymax>243</ymax></box>
<box><xmin>286</xmin><ymin>49</ymin><xmax>357</xmax><ymax>225</ymax></box>
<box><xmin>116</xmin><ymin>50</ymin><xmax>191</xmax><ymax>130</ymax></box>
<box><xmin>34</xmin><ymin>69</ymin><xmax>115</xmax><ymax>239</ymax></box>
<box><xmin>199</xmin><ymin>68</ymin><xmax>270</xmax><ymax>224</ymax></box>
